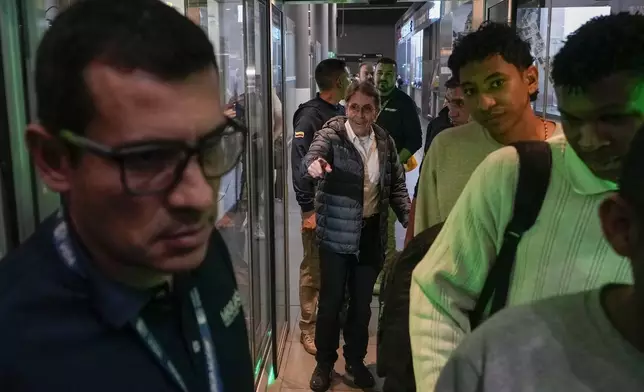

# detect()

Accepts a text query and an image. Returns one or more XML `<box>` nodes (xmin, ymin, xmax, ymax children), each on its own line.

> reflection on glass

<box><xmin>516</xmin><ymin>5</ymin><xmax>611</xmax><ymax>118</ymax></box>
<box><xmin>188</xmin><ymin>0</ymin><xmax>256</xmax><ymax>356</ymax></box>
<box><xmin>271</xmin><ymin>4</ymin><xmax>289</xmax><ymax>360</ymax></box>
<box><xmin>248</xmin><ymin>0</ymin><xmax>271</xmax><ymax>362</ymax></box>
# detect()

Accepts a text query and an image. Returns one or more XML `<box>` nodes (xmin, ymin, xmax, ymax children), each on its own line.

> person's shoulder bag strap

<box><xmin>469</xmin><ymin>141</ymin><xmax>552</xmax><ymax>329</ymax></box>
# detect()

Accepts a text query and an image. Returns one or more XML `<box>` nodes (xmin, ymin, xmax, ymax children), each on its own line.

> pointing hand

<box><xmin>307</xmin><ymin>158</ymin><xmax>332</xmax><ymax>178</ymax></box>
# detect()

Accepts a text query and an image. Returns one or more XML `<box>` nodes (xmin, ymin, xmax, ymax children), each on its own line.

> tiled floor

<box><xmin>268</xmin><ymin>297</ymin><xmax>383</xmax><ymax>392</ymax></box>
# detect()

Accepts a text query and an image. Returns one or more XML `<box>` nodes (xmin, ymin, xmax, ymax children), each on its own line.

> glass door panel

<box><xmin>19</xmin><ymin>0</ymin><xmax>63</xmax><ymax>223</ymax></box>
<box><xmin>270</xmin><ymin>4</ymin><xmax>289</xmax><ymax>370</ymax></box>
<box><xmin>515</xmin><ymin>0</ymin><xmax>611</xmax><ymax>118</ymax></box>
<box><xmin>244</xmin><ymin>0</ymin><xmax>272</xmax><ymax>367</ymax></box>
<box><xmin>2</xmin><ymin>1</ymin><xmax>37</xmax><ymax>243</ymax></box>
<box><xmin>187</xmin><ymin>0</ymin><xmax>255</xmax><ymax>364</ymax></box>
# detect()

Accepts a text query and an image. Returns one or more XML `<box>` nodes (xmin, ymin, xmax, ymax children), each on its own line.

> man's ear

<box><xmin>599</xmin><ymin>194</ymin><xmax>637</xmax><ymax>258</ymax></box>
<box><xmin>524</xmin><ymin>65</ymin><xmax>539</xmax><ymax>96</ymax></box>
<box><xmin>25</xmin><ymin>124</ymin><xmax>73</xmax><ymax>193</ymax></box>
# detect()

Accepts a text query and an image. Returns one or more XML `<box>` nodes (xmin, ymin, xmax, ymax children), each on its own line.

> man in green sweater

<box><xmin>436</xmin><ymin>15</ymin><xmax>644</xmax><ymax>384</ymax></box>
<box><xmin>411</xmin><ymin>13</ymin><xmax>643</xmax><ymax>390</ymax></box>
<box><xmin>436</xmin><ymin>122</ymin><xmax>644</xmax><ymax>392</ymax></box>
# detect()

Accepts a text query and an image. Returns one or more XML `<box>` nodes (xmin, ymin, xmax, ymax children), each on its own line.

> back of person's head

<box><xmin>601</xmin><ymin>123</ymin><xmax>644</xmax><ymax>266</ymax></box>
<box><xmin>552</xmin><ymin>12</ymin><xmax>644</xmax><ymax>92</ymax></box>
<box><xmin>448</xmin><ymin>22</ymin><xmax>534</xmax><ymax>96</ymax></box>
<box><xmin>36</xmin><ymin>0</ymin><xmax>217</xmax><ymax>136</ymax></box>
<box><xmin>314</xmin><ymin>58</ymin><xmax>347</xmax><ymax>91</ymax></box>
<box><xmin>618</xmin><ymin>123</ymin><xmax>644</xmax><ymax>216</ymax></box>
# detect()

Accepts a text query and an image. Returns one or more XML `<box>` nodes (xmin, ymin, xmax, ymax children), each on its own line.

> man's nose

<box><xmin>577</xmin><ymin>124</ymin><xmax>610</xmax><ymax>152</ymax></box>
<box><xmin>167</xmin><ymin>158</ymin><xmax>215</xmax><ymax>211</ymax></box>
<box><xmin>477</xmin><ymin>94</ymin><xmax>496</xmax><ymax>111</ymax></box>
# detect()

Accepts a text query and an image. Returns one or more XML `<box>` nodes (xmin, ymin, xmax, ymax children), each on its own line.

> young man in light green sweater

<box><xmin>411</xmin><ymin>13</ymin><xmax>644</xmax><ymax>391</ymax></box>
<box><xmin>414</xmin><ymin>23</ymin><xmax>561</xmax><ymax>235</ymax></box>
<box><xmin>437</xmin><ymin>88</ymin><xmax>644</xmax><ymax>392</ymax></box>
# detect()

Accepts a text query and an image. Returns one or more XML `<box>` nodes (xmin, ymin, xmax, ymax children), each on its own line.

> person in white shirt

<box><xmin>303</xmin><ymin>81</ymin><xmax>410</xmax><ymax>391</ymax></box>
<box><xmin>410</xmin><ymin>13</ymin><xmax>643</xmax><ymax>390</ymax></box>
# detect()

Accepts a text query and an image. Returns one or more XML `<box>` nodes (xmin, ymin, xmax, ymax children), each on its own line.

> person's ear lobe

<box><xmin>25</xmin><ymin>124</ymin><xmax>73</xmax><ymax>193</ymax></box>
<box><xmin>525</xmin><ymin>65</ymin><xmax>539</xmax><ymax>96</ymax></box>
<box><xmin>599</xmin><ymin>194</ymin><xmax>637</xmax><ymax>258</ymax></box>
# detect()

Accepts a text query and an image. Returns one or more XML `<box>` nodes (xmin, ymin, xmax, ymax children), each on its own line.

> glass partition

<box><xmin>187</xmin><ymin>0</ymin><xmax>274</xmax><ymax>372</ymax></box>
<box><xmin>18</xmin><ymin>1</ymin><xmax>63</xmax><ymax>223</ymax></box>
<box><xmin>270</xmin><ymin>4</ymin><xmax>290</xmax><ymax>366</ymax></box>
<box><xmin>515</xmin><ymin>0</ymin><xmax>611</xmax><ymax>119</ymax></box>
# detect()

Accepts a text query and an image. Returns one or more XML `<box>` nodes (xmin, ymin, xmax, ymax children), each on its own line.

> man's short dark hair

<box><xmin>314</xmin><ymin>59</ymin><xmax>347</xmax><ymax>91</ymax></box>
<box><xmin>376</xmin><ymin>57</ymin><xmax>397</xmax><ymax>69</ymax></box>
<box><xmin>448</xmin><ymin>22</ymin><xmax>535</xmax><ymax>100</ymax></box>
<box><xmin>619</xmin><ymin>123</ymin><xmax>644</xmax><ymax>213</ymax></box>
<box><xmin>445</xmin><ymin>77</ymin><xmax>460</xmax><ymax>89</ymax></box>
<box><xmin>552</xmin><ymin>13</ymin><xmax>644</xmax><ymax>92</ymax></box>
<box><xmin>36</xmin><ymin>0</ymin><xmax>217</xmax><ymax>136</ymax></box>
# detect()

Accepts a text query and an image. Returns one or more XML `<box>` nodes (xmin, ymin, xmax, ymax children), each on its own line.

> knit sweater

<box><xmin>435</xmin><ymin>286</ymin><xmax>644</xmax><ymax>392</ymax></box>
<box><xmin>414</xmin><ymin>121</ymin><xmax>562</xmax><ymax>234</ymax></box>
<box><xmin>409</xmin><ymin>134</ymin><xmax>633</xmax><ymax>390</ymax></box>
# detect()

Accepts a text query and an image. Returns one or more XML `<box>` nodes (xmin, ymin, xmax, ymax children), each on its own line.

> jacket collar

<box><xmin>61</xmin><ymin>219</ymin><xmax>157</xmax><ymax>328</ymax></box>
<box><xmin>324</xmin><ymin>115</ymin><xmax>388</xmax><ymax>142</ymax></box>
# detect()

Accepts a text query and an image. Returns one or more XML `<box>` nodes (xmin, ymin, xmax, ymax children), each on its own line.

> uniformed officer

<box><xmin>291</xmin><ymin>58</ymin><xmax>350</xmax><ymax>355</ymax></box>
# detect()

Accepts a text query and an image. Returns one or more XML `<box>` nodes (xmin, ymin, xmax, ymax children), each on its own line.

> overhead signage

<box><xmin>413</xmin><ymin>1</ymin><xmax>441</xmax><ymax>33</ymax></box>
<box><xmin>335</xmin><ymin>53</ymin><xmax>384</xmax><ymax>62</ymax></box>
<box><xmin>400</xmin><ymin>19</ymin><xmax>414</xmax><ymax>40</ymax></box>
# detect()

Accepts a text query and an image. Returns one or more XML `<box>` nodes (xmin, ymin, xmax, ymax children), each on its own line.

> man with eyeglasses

<box><xmin>0</xmin><ymin>1</ymin><xmax>254</xmax><ymax>391</ymax></box>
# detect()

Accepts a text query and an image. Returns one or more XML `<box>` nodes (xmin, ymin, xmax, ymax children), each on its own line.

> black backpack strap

<box><xmin>469</xmin><ymin>141</ymin><xmax>552</xmax><ymax>329</ymax></box>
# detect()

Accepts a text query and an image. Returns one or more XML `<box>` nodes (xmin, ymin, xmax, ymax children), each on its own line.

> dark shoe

<box><xmin>345</xmin><ymin>362</ymin><xmax>375</xmax><ymax>388</ymax></box>
<box><xmin>310</xmin><ymin>363</ymin><xmax>332</xmax><ymax>392</ymax></box>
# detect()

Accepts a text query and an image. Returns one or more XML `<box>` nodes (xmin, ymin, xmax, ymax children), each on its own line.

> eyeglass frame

<box><xmin>58</xmin><ymin>117</ymin><xmax>247</xmax><ymax>196</ymax></box>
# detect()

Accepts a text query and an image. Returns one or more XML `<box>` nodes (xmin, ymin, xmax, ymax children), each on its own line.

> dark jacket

<box><xmin>0</xmin><ymin>215</ymin><xmax>254</xmax><ymax>392</ymax></box>
<box><xmin>291</xmin><ymin>95</ymin><xmax>345</xmax><ymax>213</ymax></box>
<box><xmin>424</xmin><ymin>106</ymin><xmax>452</xmax><ymax>155</ymax></box>
<box><xmin>303</xmin><ymin>116</ymin><xmax>410</xmax><ymax>256</ymax></box>
<box><xmin>376</xmin><ymin>88</ymin><xmax>423</xmax><ymax>156</ymax></box>
<box><xmin>377</xmin><ymin>222</ymin><xmax>445</xmax><ymax>391</ymax></box>
<box><xmin>413</xmin><ymin>107</ymin><xmax>452</xmax><ymax>198</ymax></box>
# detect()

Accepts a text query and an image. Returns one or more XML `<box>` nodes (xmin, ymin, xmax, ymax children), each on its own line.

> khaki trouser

<box><xmin>299</xmin><ymin>225</ymin><xmax>320</xmax><ymax>335</ymax></box>
<box><xmin>383</xmin><ymin>207</ymin><xmax>400</xmax><ymax>276</ymax></box>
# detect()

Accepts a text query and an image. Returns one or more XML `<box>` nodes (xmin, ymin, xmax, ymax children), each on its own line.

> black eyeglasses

<box><xmin>60</xmin><ymin>118</ymin><xmax>247</xmax><ymax>195</ymax></box>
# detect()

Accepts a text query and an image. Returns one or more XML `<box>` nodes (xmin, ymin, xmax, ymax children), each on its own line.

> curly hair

<box><xmin>552</xmin><ymin>12</ymin><xmax>644</xmax><ymax>91</ymax></box>
<box><xmin>448</xmin><ymin>22</ymin><xmax>536</xmax><ymax>100</ymax></box>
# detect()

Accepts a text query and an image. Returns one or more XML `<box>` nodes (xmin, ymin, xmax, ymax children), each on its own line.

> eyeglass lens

<box><xmin>349</xmin><ymin>103</ymin><xmax>374</xmax><ymax>116</ymax></box>
<box><xmin>121</xmin><ymin>124</ymin><xmax>245</xmax><ymax>194</ymax></box>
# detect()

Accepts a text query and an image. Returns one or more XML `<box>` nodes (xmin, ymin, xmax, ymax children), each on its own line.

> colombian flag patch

<box><xmin>295</xmin><ymin>131</ymin><xmax>305</xmax><ymax>139</ymax></box>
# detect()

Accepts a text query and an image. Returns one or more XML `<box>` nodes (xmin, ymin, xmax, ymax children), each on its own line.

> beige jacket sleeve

<box><xmin>414</xmin><ymin>136</ymin><xmax>443</xmax><ymax>235</ymax></box>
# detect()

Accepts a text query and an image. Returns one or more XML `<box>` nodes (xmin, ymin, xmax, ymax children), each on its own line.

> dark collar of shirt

<box><xmin>64</xmin><ymin>222</ymin><xmax>157</xmax><ymax>328</ymax></box>
<box><xmin>314</xmin><ymin>93</ymin><xmax>344</xmax><ymax>113</ymax></box>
